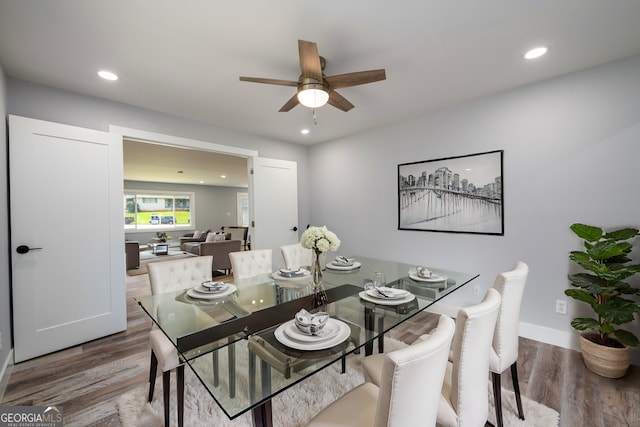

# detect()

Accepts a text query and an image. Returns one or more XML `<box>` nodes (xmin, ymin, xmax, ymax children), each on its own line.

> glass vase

<box><xmin>311</xmin><ymin>250</ymin><xmax>327</xmax><ymax>309</ymax></box>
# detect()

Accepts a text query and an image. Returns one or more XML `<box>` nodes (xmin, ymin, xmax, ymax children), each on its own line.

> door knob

<box><xmin>291</xmin><ymin>226</ymin><xmax>298</xmax><ymax>232</ymax></box>
<box><xmin>16</xmin><ymin>245</ymin><xmax>43</xmax><ymax>254</ymax></box>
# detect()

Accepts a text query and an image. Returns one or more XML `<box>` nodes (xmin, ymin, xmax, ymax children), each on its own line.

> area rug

<box><xmin>127</xmin><ymin>251</ymin><xmax>196</xmax><ymax>276</ymax></box>
<box><xmin>117</xmin><ymin>338</ymin><xmax>558</xmax><ymax>426</ymax></box>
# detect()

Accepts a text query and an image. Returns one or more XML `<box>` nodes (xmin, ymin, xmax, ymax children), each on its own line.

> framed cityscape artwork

<box><xmin>398</xmin><ymin>150</ymin><xmax>504</xmax><ymax>235</ymax></box>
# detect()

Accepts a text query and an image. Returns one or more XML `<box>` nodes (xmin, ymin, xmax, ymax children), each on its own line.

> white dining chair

<box><xmin>490</xmin><ymin>261</ymin><xmax>529</xmax><ymax>427</ymax></box>
<box><xmin>147</xmin><ymin>255</ymin><xmax>214</xmax><ymax>427</ymax></box>
<box><xmin>306</xmin><ymin>315</ymin><xmax>455</xmax><ymax>427</ymax></box>
<box><xmin>437</xmin><ymin>288</ymin><xmax>501</xmax><ymax>427</ymax></box>
<box><xmin>362</xmin><ymin>289</ymin><xmax>501</xmax><ymax>427</ymax></box>
<box><xmin>280</xmin><ymin>242</ymin><xmax>313</xmax><ymax>270</ymax></box>
<box><xmin>229</xmin><ymin>249</ymin><xmax>273</xmax><ymax>280</ymax></box>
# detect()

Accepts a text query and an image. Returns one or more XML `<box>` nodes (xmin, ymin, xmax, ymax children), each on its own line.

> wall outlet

<box><xmin>555</xmin><ymin>299</ymin><xmax>567</xmax><ymax>315</ymax></box>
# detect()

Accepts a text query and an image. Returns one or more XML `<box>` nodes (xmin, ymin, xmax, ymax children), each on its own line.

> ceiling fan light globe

<box><xmin>297</xmin><ymin>84</ymin><xmax>329</xmax><ymax>108</ymax></box>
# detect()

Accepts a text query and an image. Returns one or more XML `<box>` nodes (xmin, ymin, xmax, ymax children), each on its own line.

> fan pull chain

<box><xmin>313</xmin><ymin>109</ymin><xmax>318</xmax><ymax>125</ymax></box>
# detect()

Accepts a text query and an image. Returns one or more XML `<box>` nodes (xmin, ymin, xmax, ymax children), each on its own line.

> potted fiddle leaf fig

<box><xmin>565</xmin><ymin>223</ymin><xmax>640</xmax><ymax>378</ymax></box>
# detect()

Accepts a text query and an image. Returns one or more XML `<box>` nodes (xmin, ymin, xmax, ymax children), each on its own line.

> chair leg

<box><xmin>511</xmin><ymin>362</ymin><xmax>525</xmax><ymax>420</ymax></box>
<box><xmin>148</xmin><ymin>351</ymin><xmax>158</xmax><ymax>402</ymax></box>
<box><xmin>162</xmin><ymin>371</ymin><xmax>171</xmax><ymax>427</ymax></box>
<box><xmin>177</xmin><ymin>365</ymin><xmax>185</xmax><ymax>427</ymax></box>
<box><xmin>491</xmin><ymin>371</ymin><xmax>504</xmax><ymax>427</ymax></box>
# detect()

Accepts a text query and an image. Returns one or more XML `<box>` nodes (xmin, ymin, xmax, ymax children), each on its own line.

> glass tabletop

<box><xmin>136</xmin><ymin>255</ymin><xmax>478</xmax><ymax>421</ymax></box>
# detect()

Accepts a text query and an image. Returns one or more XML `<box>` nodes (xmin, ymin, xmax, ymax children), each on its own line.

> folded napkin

<box><xmin>294</xmin><ymin>309</ymin><xmax>329</xmax><ymax>335</ymax></box>
<box><xmin>333</xmin><ymin>256</ymin><xmax>355</xmax><ymax>266</ymax></box>
<box><xmin>279</xmin><ymin>268</ymin><xmax>305</xmax><ymax>277</ymax></box>
<box><xmin>415</xmin><ymin>266</ymin><xmax>433</xmax><ymax>278</ymax></box>
<box><xmin>201</xmin><ymin>281</ymin><xmax>226</xmax><ymax>291</ymax></box>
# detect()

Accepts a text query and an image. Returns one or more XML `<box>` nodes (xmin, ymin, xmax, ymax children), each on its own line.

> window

<box><xmin>236</xmin><ymin>192</ymin><xmax>249</xmax><ymax>226</ymax></box>
<box><xmin>124</xmin><ymin>190</ymin><xmax>195</xmax><ymax>231</ymax></box>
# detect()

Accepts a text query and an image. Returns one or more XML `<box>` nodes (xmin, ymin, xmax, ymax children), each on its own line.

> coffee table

<box><xmin>150</xmin><ymin>242</ymin><xmax>169</xmax><ymax>255</ymax></box>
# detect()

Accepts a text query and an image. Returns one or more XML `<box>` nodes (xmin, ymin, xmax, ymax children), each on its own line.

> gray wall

<box><xmin>124</xmin><ymin>180</ymin><xmax>246</xmax><ymax>243</ymax></box>
<box><xmin>0</xmin><ymin>62</ymin><xmax>11</xmax><ymax>375</ymax></box>
<box><xmin>309</xmin><ymin>54</ymin><xmax>640</xmax><ymax>364</ymax></box>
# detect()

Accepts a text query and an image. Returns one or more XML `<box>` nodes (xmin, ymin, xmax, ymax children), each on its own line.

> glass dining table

<box><xmin>136</xmin><ymin>256</ymin><xmax>478</xmax><ymax>427</ymax></box>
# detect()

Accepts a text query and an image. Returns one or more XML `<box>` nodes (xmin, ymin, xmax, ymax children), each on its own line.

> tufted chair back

<box><xmin>375</xmin><ymin>315</ymin><xmax>455</xmax><ymax>427</ymax></box>
<box><xmin>147</xmin><ymin>255</ymin><xmax>213</xmax><ymax>294</ymax></box>
<box><xmin>438</xmin><ymin>288</ymin><xmax>501</xmax><ymax>427</ymax></box>
<box><xmin>490</xmin><ymin>261</ymin><xmax>529</xmax><ymax>372</ymax></box>
<box><xmin>229</xmin><ymin>249</ymin><xmax>273</xmax><ymax>280</ymax></box>
<box><xmin>280</xmin><ymin>243</ymin><xmax>313</xmax><ymax>270</ymax></box>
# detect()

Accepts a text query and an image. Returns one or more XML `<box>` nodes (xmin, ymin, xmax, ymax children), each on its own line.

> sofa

<box><xmin>179</xmin><ymin>229</ymin><xmax>211</xmax><ymax>251</ymax></box>
<box><xmin>182</xmin><ymin>238</ymin><xmax>242</xmax><ymax>274</ymax></box>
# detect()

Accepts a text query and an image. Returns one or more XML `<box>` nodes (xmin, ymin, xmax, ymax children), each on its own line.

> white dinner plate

<box><xmin>274</xmin><ymin>318</ymin><xmax>351</xmax><ymax>350</ymax></box>
<box><xmin>283</xmin><ymin>319</ymin><xmax>341</xmax><ymax>343</ymax></box>
<box><xmin>359</xmin><ymin>291</ymin><xmax>416</xmax><ymax>306</ymax></box>
<box><xmin>186</xmin><ymin>284</ymin><xmax>237</xmax><ymax>300</ymax></box>
<box><xmin>365</xmin><ymin>288</ymin><xmax>411</xmax><ymax>300</ymax></box>
<box><xmin>408</xmin><ymin>273</ymin><xmax>447</xmax><ymax>283</ymax></box>
<box><xmin>325</xmin><ymin>261</ymin><xmax>362</xmax><ymax>271</ymax></box>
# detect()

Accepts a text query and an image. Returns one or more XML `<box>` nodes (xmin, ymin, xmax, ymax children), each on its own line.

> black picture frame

<box><xmin>398</xmin><ymin>150</ymin><xmax>504</xmax><ymax>235</ymax></box>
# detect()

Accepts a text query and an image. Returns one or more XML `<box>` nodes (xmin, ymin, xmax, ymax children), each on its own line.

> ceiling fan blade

<box><xmin>279</xmin><ymin>93</ymin><xmax>300</xmax><ymax>112</ymax></box>
<box><xmin>239</xmin><ymin>76</ymin><xmax>298</xmax><ymax>87</ymax></box>
<box><xmin>325</xmin><ymin>69</ymin><xmax>386</xmax><ymax>89</ymax></box>
<box><xmin>298</xmin><ymin>40</ymin><xmax>323</xmax><ymax>81</ymax></box>
<box><xmin>327</xmin><ymin>90</ymin><xmax>355</xmax><ymax>112</ymax></box>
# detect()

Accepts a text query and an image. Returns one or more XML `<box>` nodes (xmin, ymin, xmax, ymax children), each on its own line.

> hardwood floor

<box><xmin>1</xmin><ymin>272</ymin><xmax>639</xmax><ymax>426</ymax></box>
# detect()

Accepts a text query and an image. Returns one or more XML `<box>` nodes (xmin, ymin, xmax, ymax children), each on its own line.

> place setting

<box><xmin>186</xmin><ymin>280</ymin><xmax>237</xmax><ymax>300</ymax></box>
<box><xmin>325</xmin><ymin>255</ymin><xmax>362</xmax><ymax>271</ymax></box>
<box><xmin>274</xmin><ymin>309</ymin><xmax>351</xmax><ymax>351</ymax></box>
<box><xmin>408</xmin><ymin>266</ymin><xmax>449</xmax><ymax>289</ymax></box>
<box><xmin>270</xmin><ymin>267</ymin><xmax>312</xmax><ymax>281</ymax></box>
<box><xmin>358</xmin><ymin>270</ymin><xmax>416</xmax><ymax>305</ymax></box>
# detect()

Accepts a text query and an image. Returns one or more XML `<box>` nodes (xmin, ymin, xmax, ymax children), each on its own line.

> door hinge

<box><xmin>250</xmin><ymin>168</ymin><xmax>254</xmax><ymax>175</ymax></box>
<box><xmin>251</xmin><ymin>220</ymin><xmax>255</xmax><ymax>227</ymax></box>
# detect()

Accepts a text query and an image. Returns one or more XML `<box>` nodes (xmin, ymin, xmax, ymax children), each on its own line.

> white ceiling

<box><xmin>123</xmin><ymin>139</ymin><xmax>248</xmax><ymax>187</ymax></box>
<box><xmin>2</xmin><ymin>1</ymin><xmax>640</xmax><ymax>184</ymax></box>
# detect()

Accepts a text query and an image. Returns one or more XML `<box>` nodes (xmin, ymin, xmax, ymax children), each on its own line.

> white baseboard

<box><xmin>518</xmin><ymin>321</ymin><xmax>582</xmax><ymax>352</ymax></box>
<box><xmin>0</xmin><ymin>349</ymin><xmax>14</xmax><ymax>402</ymax></box>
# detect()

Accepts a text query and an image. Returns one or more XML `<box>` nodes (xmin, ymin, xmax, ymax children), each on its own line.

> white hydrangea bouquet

<box><xmin>300</xmin><ymin>225</ymin><xmax>341</xmax><ymax>254</ymax></box>
<box><xmin>300</xmin><ymin>226</ymin><xmax>340</xmax><ymax>300</ymax></box>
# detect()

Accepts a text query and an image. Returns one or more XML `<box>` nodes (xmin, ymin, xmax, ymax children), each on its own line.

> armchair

<box><xmin>222</xmin><ymin>226</ymin><xmax>249</xmax><ymax>250</ymax></box>
<box><xmin>125</xmin><ymin>241</ymin><xmax>140</xmax><ymax>270</ymax></box>
<box><xmin>198</xmin><ymin>239</ymin><xmax>242</xmax><ymax>274</ymax></box>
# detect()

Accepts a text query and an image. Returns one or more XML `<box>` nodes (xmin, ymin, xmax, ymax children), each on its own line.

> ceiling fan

<box><xmin>239</xmin><ymin>40</ymin><xmax>386</xmax><ymax>112</ymax></box>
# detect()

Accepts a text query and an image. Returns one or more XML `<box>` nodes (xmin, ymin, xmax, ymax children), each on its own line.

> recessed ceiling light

<box><xmin>220</xmin><ymin>175</ymin><xmax>226</xmax><ymax>179</ymax></box>
<box><xmin>199</xmin><ymin>180</ymin><xmax>204</xmax><ymax>184</ymax></box>
<box><xmin>98</xmin><ymin>70</ymin><xmax>118</xmax><ymax>81</ymax></box>
<box><xmin>301</xmin><ymin>129</ymin><xmax>310</xmax><ymax>135</ymax></box>
<box><xmin>524</xmin><ymin>46</ymin><xmax>548</xmax><ymax>60</ymax></box>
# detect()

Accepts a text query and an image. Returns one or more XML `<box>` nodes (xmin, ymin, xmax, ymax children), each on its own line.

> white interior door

<box><xmin>249</xmin><ymin>157</ymin><xmax>298</xmax><ymax>270</ymax></box>
<box><xmin>10</xmin><ymin>115</ymin><xmax>126</xmax><ymax>362</ymax></box>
